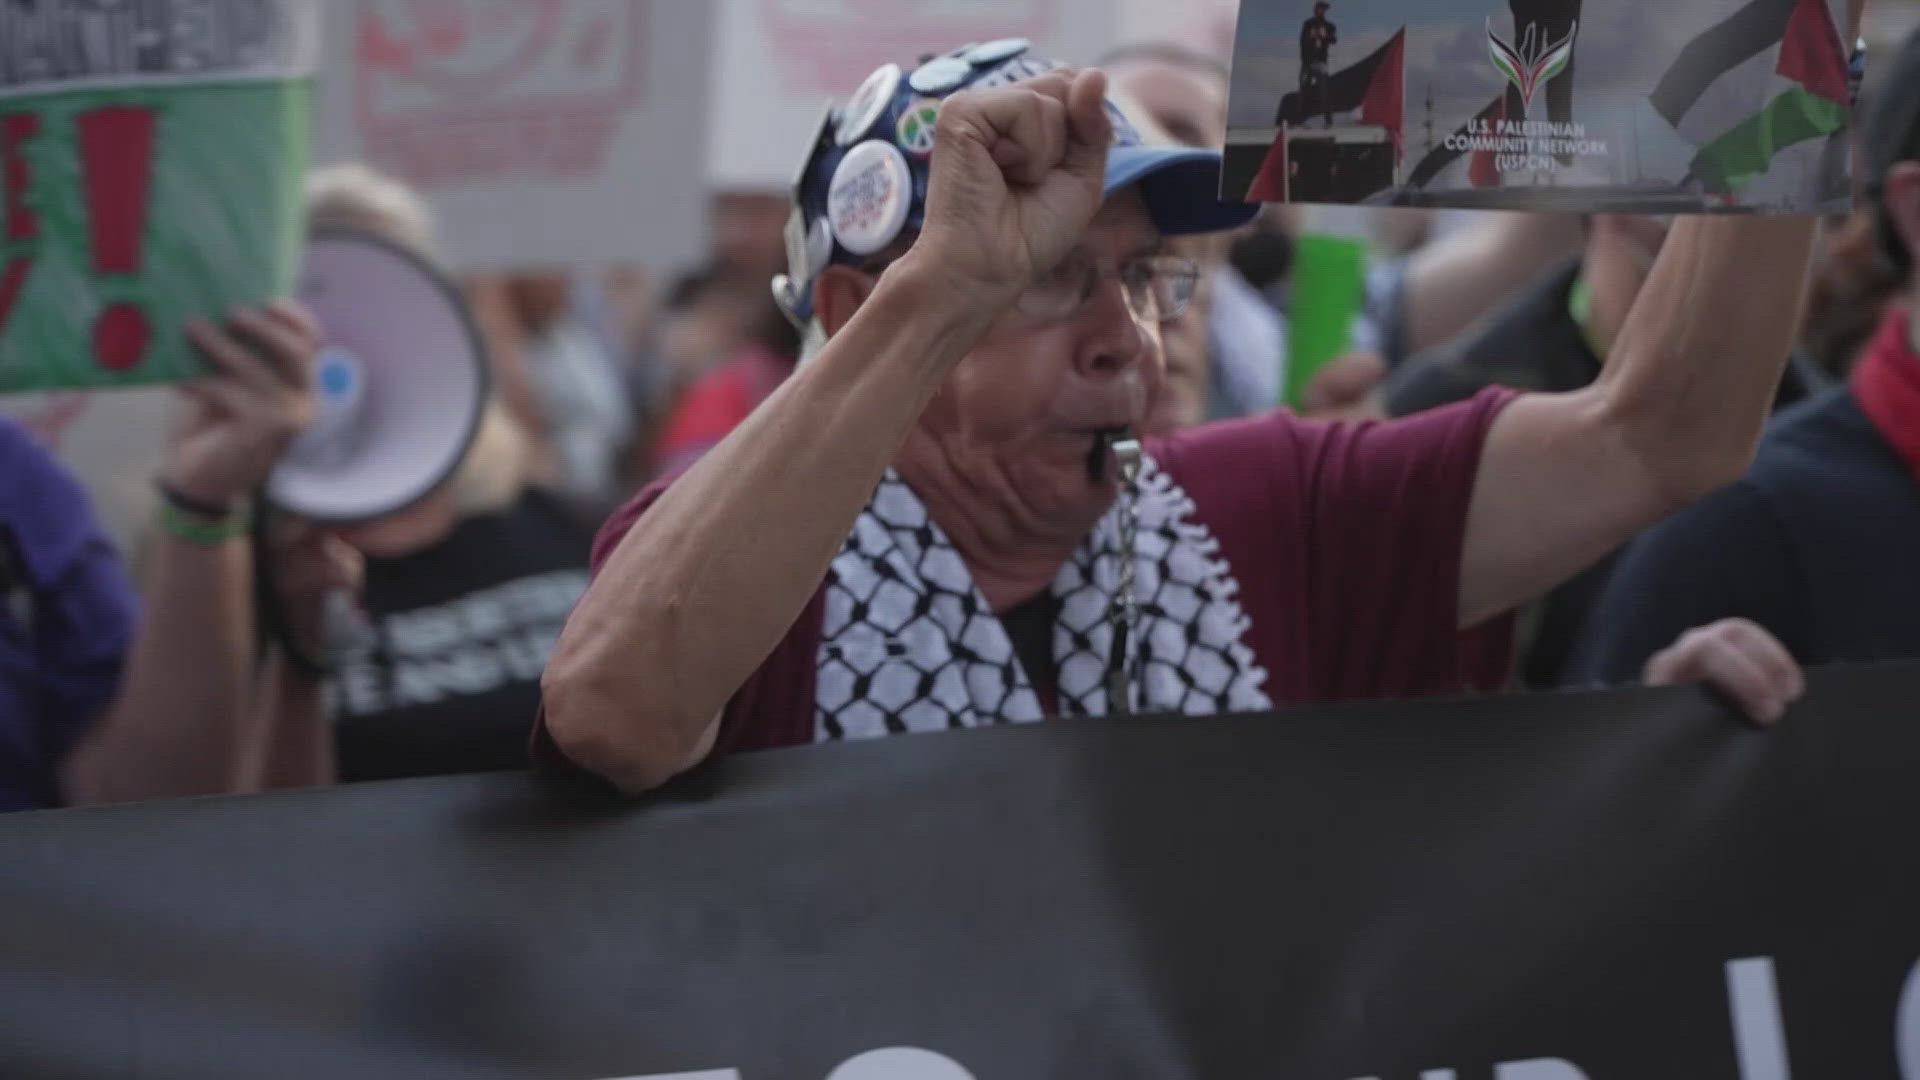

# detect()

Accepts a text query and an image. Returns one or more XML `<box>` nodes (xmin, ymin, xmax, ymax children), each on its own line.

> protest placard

<box><xmin>0</xmin><ymin>0</ymin><xmax>316</xmax><ymax>392</ymax></box>
<box><xmin>1224</xmin><ymin>0</ymin><xmax>1859</xmax><ymax>212</ymax></box>
<box><xmin>309</xmin><ymin>1</ymin><xmax>713</xmax><ymax>273</ymax></box>
<box><xmin>707</xmin><ymin>0</ymin><xmax>1124</xmax><ymax>190</ymax></box>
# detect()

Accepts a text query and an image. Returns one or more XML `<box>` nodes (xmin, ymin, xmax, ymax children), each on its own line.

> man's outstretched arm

<box><xmin>1456</xmin><ymin>214</ymin><xmax>1817</xmax><ymax>629</ymax></box>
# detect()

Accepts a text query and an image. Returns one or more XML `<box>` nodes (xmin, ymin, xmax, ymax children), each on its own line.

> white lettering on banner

<box><xmin>827</xmin><ymin>1048</ymin><xmax>976</xmax><ymax>1080</ymax></box>
<box><xmin>1727</xmin><ymin>957</ymin><xmax>1793</xmax><ymax>1080</ymax></box>
<box><xmin>1898</xmin><ymin>957</ymin><xmax>1920</xmax><ymax>1077</ymax></box>
<box><xmin>1350</xmin><ymin>1063</ymin><xmax>1591</xmax><ymax>1080</ymax></box>
<box><xmin>600</xmin><ymin>956</ymin><xmax>1920</xmax><ymax>1080</ymax></box>
<box><xmin>1496</xmin><ymin>1059</ymin><xmax>1590</xmax><ymax>1079</ymax></box>
<box><xmin>599</xmin><ymin>1050</ymin><xmax>974</xmax><ymax>1080</ymax></box>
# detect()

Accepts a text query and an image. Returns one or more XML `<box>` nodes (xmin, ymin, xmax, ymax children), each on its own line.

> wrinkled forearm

<box><xmin>541</xmin><ymin>256</ymin><xmax>1006</xmax><ymax>792</ymax></box>
<box><xmin>1593</xmin><ymin>215</ymin><xmax>1817</xmax><ymax>502</ymax></box>
<box><xmin>1457</xmin><ymin>216</ymin><xmax>1816</xmax><ymax>630</ymax></box>
<box><xmin>62</xmin><ymin>534</ymin><xmax>258</xmax><ymax>804</ymax></box>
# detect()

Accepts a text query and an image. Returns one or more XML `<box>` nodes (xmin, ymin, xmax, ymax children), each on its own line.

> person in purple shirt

<box><xmin>0</xmin><ymin>417</ymin><xmax>138</xmax><ymax>811</ymax></box>
<box><xmin>538</xmin><ymin>49</ymin><xmax>1816</xmax><ymax>795</ymax></box>
<box><xmin>1</xmin><ymin>302</ymin><xmax>336</xmax><ymax>811</ymax></box>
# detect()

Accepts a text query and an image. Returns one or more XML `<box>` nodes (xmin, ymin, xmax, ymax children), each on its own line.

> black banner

<box><xmin>2</xmin><ymin>664</ymin><xmax>1919</xmax><ymax>1078</ymax></box>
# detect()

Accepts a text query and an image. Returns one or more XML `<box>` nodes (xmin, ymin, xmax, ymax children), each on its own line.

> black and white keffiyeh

<box><xmin>815</xmin><ymin>459</ymin><xmax>1271</xmax><ymax>741</ymax></box>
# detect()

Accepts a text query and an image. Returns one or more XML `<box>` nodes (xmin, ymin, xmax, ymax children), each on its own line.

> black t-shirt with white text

<box><xmin>332</xmin><ymin>490</ymin><xmax>592</xmax><ymax>782</ymax></box>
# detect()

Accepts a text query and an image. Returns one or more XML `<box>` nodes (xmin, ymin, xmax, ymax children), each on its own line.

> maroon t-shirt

<box><xmin>535</xmin><ymin>388</ymin><xmax>1518</xmax><ymax>776</ymax></box>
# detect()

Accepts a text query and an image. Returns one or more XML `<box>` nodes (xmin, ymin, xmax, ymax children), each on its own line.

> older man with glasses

<box><xmin>537</xmin><ymin>45</ymin><xmax>1816</xmax><ymax>794</ymax></box>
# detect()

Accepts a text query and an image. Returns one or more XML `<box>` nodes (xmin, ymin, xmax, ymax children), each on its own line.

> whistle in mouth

<box><xmin>1088</xmin><ymin>427</ymin><xmax>1136</xmax><ymax>484</ymax></box>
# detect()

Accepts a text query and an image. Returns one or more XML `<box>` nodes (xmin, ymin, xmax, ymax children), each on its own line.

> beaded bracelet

<box><xmin>154</xmin><ymin>484</ymin><xmax>252</xmax><ymax>546</ymax></box>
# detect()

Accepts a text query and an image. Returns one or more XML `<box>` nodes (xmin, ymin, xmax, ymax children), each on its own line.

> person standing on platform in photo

<box><xmin>1300</xmin><ymin>2</ymin><xmax>1339</xmax><ymax>129</ymax></box>
<box><xmin>535</xmin><ymin>43</ymin><xmax>1817</xmax><ymax>797</ymax></box>
<box><xmin>1568</xmin><ymin>27</ymin><xmax>1920</xmax><ymax>704</ymax></box>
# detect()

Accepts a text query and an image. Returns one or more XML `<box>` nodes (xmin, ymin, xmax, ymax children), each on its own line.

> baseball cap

<box><xmin>773</xmin><ymin>39</ymin><xmax>1260</xmax><ymax>325</ymax></box>
<box><xmin>1864</xmin><ymin>26</ymin><xmax>1920</xmax><ymax>271</ymax></box>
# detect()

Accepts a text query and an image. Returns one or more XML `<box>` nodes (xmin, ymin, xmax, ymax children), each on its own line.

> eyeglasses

<box><xmin>1016</xmin><ymin>254</ymin><xmax>1201</xmax><ymax>325</ymax></box>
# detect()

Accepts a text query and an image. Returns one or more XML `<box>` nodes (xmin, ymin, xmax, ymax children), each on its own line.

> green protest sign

<box><xmin>0</xmin><ymin>1</ymin><xmax>314</xmax><ymax>393</ymax></box>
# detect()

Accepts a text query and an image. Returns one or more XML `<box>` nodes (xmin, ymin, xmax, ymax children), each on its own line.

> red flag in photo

<box><xmin>1470</xmin><ymin>96</ymin><xmax>1506</xmax><ymax>187</ymax></box>
<box><xmin>1775</xmin><ymin>0</ymin><xmax>1850</xmax><ymax>104</ymax></box>
<box><xmin>1360</xmin><ymin>29</ymin><xmax>1407</xmax><ymax>155</ymax></box>
<box><xmin>1247</xmin><ymin>128</ymin><xmax>1289</xmax><ymax>201</ymax></box>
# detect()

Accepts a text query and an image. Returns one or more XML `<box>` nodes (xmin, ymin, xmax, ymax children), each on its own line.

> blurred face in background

<box><xmin>1142</xmin><ymin>235</ymin><xmax>1216</xmax><ymax>436</ymax></box>
<box><xmin>1105</xmin><ymin>54</ymin><xmax>1234</xmax><ymax>436</ymax></box>
<box><xmin>1105</xmin><ymin>57</ymin><xmax>1228</xmax><ymax>152</ymax></box>
<box><xmin>507</xmin><ymin>273</ymin><xmax>573</xmax><ymax>332</ymax></box>
<box><xmin>1886</xmin><ymin>158</ymin><xmax>1920</xmax><ymax>297</ymax></box>
<box><xmin>711</xmin><ymin>191</ymin><xmax>792</xmax><ymax>282</ymax></box>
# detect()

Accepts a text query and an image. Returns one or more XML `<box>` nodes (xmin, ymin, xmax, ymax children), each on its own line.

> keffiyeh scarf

<box><xmin>815</xmin><ymin>459</ymin><xmax>1271</xmax><ymax>741</ymax></box>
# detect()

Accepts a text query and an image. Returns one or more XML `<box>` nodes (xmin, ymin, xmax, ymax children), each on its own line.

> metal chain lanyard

<box><xmin>1104</xmin><ymin>436</ymin><xmax>1143</xmax><ymax>715</ymax></box>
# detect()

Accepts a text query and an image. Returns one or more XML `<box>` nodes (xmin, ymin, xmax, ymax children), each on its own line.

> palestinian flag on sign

<box><xmin>1649</xmin><ymin>0</ymin><xmax>1851</xmax><ymax>193</ymax></box>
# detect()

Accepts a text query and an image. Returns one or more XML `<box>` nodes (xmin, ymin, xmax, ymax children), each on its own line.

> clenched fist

<box><xmin>160</xmin><ymin>301</ymin><xmax>320</xmax><ymax>511</ymax></box>
<box><xmin>918</xmin><ymin>69</ymin><xmax>1113</xmax><ymax>304</ymax></box>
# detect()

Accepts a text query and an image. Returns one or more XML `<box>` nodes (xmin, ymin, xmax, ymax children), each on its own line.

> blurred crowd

<box><xmin>2</xmin><ymin>14</ymin><xmax>1918</xmax><ymax>812</ymax></box>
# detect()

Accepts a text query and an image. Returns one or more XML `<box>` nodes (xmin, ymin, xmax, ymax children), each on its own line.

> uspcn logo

<box><xmin>1485</xmin><ymin>15</ymin><xmax>1577</xmax><ymax>115</ymax></box>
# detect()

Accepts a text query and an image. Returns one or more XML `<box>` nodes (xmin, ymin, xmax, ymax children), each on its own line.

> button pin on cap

<box><xmin>827</xmin><ymin>139</ymin><xmax>913</xmax><ymax>256</ymax></box>
<box><xmin>896</xmin><ymin>98</ymin><xmax>941</xmax><ymax>157</ymax></box>
<box><xmin>909</xmin><ymin>55</ymin><xmax>973</xmax><ymax>95</ymax></box>
<box><xmin>965</xmin><ymin>38</ymin><xmax>1030</xmax><ymax>66</ymax></box>
<box><xmin>837</xmin><ymin>63</ymin><xmax>902</xmax><ymax>146</ymax></box>
<box><xmin>806</xmin><ymin>216</ymin><xmax>835</xmax><ymax>276</ymax></box>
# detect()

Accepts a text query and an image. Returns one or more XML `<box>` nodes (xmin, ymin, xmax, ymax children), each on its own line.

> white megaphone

<box><xmin>268</xmin><ymin>228</ymin><xmax>490</xmax><ymax>523</ymax></box>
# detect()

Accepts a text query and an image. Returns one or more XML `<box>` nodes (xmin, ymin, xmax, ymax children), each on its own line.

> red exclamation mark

<box><xmin>78</xmin><ymin>107</ymin><xmax>157</xmax><ymax>372</ymax></box>
<box><xmin>0</xmin><ymin>113</ymin><xmax>39</xmax><ymax>340</ymax></box>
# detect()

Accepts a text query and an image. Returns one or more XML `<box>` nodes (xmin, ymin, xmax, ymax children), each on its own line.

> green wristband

<box><xmin>1568</xmin><ymin>275</ymin><xmax>1608</xmax><ymax>363</ymax></box>
<box><xmin>155</xmin><ymin>499</ymin><xmax>252</xmax><ymax>546</ymax></box>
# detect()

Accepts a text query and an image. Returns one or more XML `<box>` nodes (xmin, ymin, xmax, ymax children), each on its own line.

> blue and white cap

<box><xmin>773</xmin><ymin>40</ymin><xmax>1260</xmax><ymax>326</ymax></box>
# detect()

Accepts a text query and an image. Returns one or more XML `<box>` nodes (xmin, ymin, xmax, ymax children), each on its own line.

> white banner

<box><xmin>311</xmin><ymin>0</ymin><xmax>714</xmax><ymax>272</ymax></box>
<box><xmin>708</xmin><ymin>0</ymin><xmax>1128</xmax><ymax>190</ymax></box>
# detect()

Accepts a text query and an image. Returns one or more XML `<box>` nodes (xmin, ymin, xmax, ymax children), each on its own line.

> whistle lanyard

<box><xmin>1104</xmin><ymin>437</ymin><xmax>1143</xmax><ymax>715</ymax></box>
